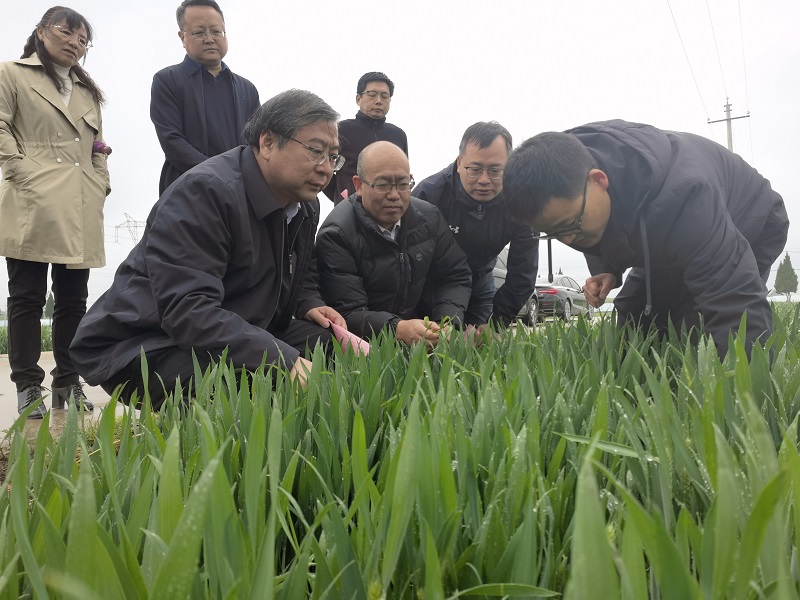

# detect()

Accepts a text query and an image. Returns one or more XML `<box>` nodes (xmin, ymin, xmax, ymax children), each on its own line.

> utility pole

<box><xmin>708</xmin><ymin>97</ymin><xmax>750</xmax><ymax>152</ymax></box>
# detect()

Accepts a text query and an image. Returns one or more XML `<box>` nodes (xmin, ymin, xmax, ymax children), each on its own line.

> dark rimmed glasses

<box><xmin>289</xmin><ymin>138</ymin><xmax>345</xmax><ymax>171</ymax></box>
<box><xmin>361</xmin><ymin>90</ymin><xmax>391</xmax><ymax>101</ymax></box>
<box><xmin>464</xmin><ymin>166</ymin><xmax>503</xmax><ymax>180</ymax></box>
<box><xmin>534</xmin><ymin>170</ymin><xmax>590</xmax><ymax>240</ymax></box>
<box><xmin>360</xmin><ymin>179</ymin><xmax>415</xmax><ymax>193</ymax></box>
<box><xmin>51</xmin><ymin>25</ymin><xmax>91</xmax><ymax>49</ymax></box>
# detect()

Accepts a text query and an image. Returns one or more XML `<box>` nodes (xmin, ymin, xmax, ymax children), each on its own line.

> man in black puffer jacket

<box><xmin>414</xmin><ymin>122</ymin><xmax>539</xmax><ymax>326</ymax></box>
<box><xmin>317</xmin><ymin>142</ymin><xmax>472</xmax><ymax>346</ymax></box>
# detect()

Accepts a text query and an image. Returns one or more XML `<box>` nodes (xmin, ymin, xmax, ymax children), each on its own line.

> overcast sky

<box><xmin>1</xmin><ymin>0</ymin><xmax>798</xmax><ymax>310</ymax></box>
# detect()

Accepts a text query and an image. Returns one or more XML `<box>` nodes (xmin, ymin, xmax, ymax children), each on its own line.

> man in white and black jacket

<box><xmin>414</xmin><ymin>122</ymin><xmax>539</xmax><ymax>327</ymax></box>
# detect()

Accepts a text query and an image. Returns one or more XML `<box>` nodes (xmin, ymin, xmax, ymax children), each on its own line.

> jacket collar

<box><xmin>15</xmin><ymin>54</ymin><xmax>95</xmax><ymax>126</ymax></box>
<box><xmin>352</xmin><ymin>195</ymin><xmax>425</xmax><ymax>241</ymax></box>
<box><xmin>179</xmin><ymin>53</ymin><xmax>230</xmax><ymax>76</ymax></box>
<box><xmin>354</xmin><ymin>111</ymin><xmax>386</xmax><ymax>126</ymax></box>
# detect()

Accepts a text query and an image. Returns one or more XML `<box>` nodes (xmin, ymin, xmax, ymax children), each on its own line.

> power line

<box><xmin>114</xmin><ymin>213</ymin><xmax>146</xmax><ymax>244</ymax></box>
<box><xmin>705</xmin><ymin>0</ymin><xmax>728</xmax><ymax>98</ymax></box>
<box><xmin>736</xmin><ymin>0</ymin><xmax>755</xmax><ymax>162</ymax></box>
<box><xmin>665</xmin><ymin>0</ymin><xmax>712</xmax><ymax>125</ymax></box>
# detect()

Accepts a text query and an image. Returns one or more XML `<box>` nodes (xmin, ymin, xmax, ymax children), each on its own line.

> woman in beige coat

<box><xmin>0</xmin><ymin>6</ymin><xmax>110</xmax><ymax>418</ymax></box>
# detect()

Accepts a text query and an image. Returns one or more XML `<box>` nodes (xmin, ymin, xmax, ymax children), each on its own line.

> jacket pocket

<box><xmin>3</xmin><ymin>155</ymin><xmax>41</xmax><ymax>187</ymax></box>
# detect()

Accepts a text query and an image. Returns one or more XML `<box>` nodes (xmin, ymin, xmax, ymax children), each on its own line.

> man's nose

<box><xmin>315</xmin><ymin>159</ymin><xmax>333</xmax><ymax>176</ymax></box>
<box><xmin>386</xmin><ymin>185</ymin><xmax>401</xmax><ymax>199</ymax></box>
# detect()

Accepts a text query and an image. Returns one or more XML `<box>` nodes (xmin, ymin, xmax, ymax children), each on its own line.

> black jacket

<box><xmin>323</xmin><ymin>111</ymin><xmax>408</xmax><ymax>203</ymax></box>
<box><xmin>414</xmin><ymin>162</ymin><xmax>539</xmax><ymax>322</ymax></box>
<box><xmin>70</xmin><ymin>146</ymin><xmax>324</xmax><ymax>385</ymax></box>
<box><xmin>316</xmin><ymin>196</ymin><xmax>472</xmax><ymax>337</ymax></box>
<box><xmin>150</xmin><ymin>55</ymin><xmax>260</xmax><ymax>194</ymax></box>
<box><xmin>569</xmin><ymin>119</ymin><xmax>788</xmax><ymax>354</ymax></box>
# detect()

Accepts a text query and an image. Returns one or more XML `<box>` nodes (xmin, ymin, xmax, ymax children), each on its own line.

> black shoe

<box><xmin>17</xmin><ymin>385</ymin><xmax>47</xmax><ymax>419</ymax></box>
<box><xmin>52</xmin><ymin>382</ymin><xmax>94</xmax><ymax>411</ymax></box>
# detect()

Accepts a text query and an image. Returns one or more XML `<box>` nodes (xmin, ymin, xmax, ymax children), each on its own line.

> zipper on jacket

<box><xmin>275</xmin><ymin>218</ymin><xmax>288</xmax><ymax>312</ymax></box>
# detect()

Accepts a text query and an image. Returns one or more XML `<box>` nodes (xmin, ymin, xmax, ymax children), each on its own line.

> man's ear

<box><xmin>456</xmin><ymin>155</ymin><xmax>462</xmax><ymax>168</ymax></box>
<box><xmin>259</xmin><ymin>131</ymin><xmax>277</xmax><ymax>154</ymax></box>
<box><xmin>589</xmin><ymin>168</ymin><xmax>609</xmax><ymax>192</ymax></box>
<box><xmin>353</xmin><ymin>175</ymin><xmax>363</xmax><ymax>193</ymax></box>
<box><xmin>355</xmin><ymin>93</ymin><xmax>362</xmax><ymax>106</ymax></box>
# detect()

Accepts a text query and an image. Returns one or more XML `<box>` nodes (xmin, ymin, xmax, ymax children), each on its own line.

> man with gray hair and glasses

<box><xmin>414</xmin><ymin>121</ymin><xmax>539</xmax><ymax>328</ymax></box>
<box><xmin>151</xmin><ymin>0</ymin><xmax>260</xmax><ymax>194</ymax></box>
<box><xmin>323</xmin><ymin>71</ymin><xmax>408</xmax><ymax>204</ymax></box>
<box><xmin>71</xmin><ymin>90</ymin><xmax>347</xmax><ymax>407</ymax></box>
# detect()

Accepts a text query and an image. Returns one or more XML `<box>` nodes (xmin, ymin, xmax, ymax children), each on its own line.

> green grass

<box><xmin>0</xmin><ymin>306</ymin><xmax>799</xmax><ymax>598</ymax></box>
<box><xmin>0</xmin><ymin>325</ymin><xmax>52</xmax><ymax>354</ymax></box>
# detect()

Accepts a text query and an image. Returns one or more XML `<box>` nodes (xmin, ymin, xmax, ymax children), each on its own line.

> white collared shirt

<box><xmin>284</xmin><ymin>202</ymin><xmax>300</xmax><ymax>223</ymax></box>
<box><xmin>378</xmin><ymin>220</ymin><xmax>401</xmax><ymax>241</ymax></box>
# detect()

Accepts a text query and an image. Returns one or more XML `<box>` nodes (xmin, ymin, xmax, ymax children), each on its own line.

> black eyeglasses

<box><xmin>288</xmin><ymin>138</ymin><xmax>345</xmax><ymax>171</ymax></box>
<box><xmin>534</xmin><ymin>170</ymin><xmax>590</xmax><ymax>240</ymax></box>
<box><xmin>361</xmin><ymin>90</ymin><xmax>391</xmax><ymax>100</ymax></box>
<box><xmin>464</xmin><ymin>166</ymin><xmax>503</xmax><ymax>180</ymax></box>
<box><xmin>360</xmin><ymin>179</ymin><xmax>415</xmax><ymax>193</ymax></box>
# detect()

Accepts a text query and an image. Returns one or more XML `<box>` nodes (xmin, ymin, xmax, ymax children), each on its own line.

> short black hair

<box><xmin>357</xmin><ymin>72</ymin><xmax>395</xmax><ymax>96</ymax></box>
<box><xmin>243</xmin><ymin>89</ymin><xmax>339</xmax><ymax>150</ymax></box>
<box><xmin>503</xmin><ymin>132</ymin><xmax>595</xmax><ymax>223</ymax></box>
<box><xmin>176</xmin><ymin>0</ymin><xmax>224</xmax><ymax>28</ymax></box>
<box><xmin>459</xmin><ymin>121</ymin><xmax>512</xmax><ymax>156</ymax></box>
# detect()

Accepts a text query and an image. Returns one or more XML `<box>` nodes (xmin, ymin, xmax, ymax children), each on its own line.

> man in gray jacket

<box><xmin>502</xmin><ymin>119</ymin><xmax>788</xmax><ymax>356</ymax></box>
<box><xmin>71</xmin><ymin>90</ymin><xmax>346</xmax><ymax>406</ymax></box>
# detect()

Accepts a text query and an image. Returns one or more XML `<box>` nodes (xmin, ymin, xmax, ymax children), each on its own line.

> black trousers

<box><xmin>6</xmin><ymin>258</ymin><xmax>89</xmax><ymax>392</ymax></box>
<box><xmin>100</xmin><ymin>318</ymin><xmax>335</xmax><ymax>409</ymax></box>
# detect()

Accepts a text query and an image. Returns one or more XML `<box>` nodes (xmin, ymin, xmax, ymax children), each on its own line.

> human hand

<box><xmin>92</xmin><ymin>140</ymin><xmax>112</xmax><ymax>156</ymax></box>
<box><xmin>395</xmin><ymin>318</ymin><xmax>441</xmax><ymax>348</ymax></box>
<box><xmin>583</xmin><ymin>273</ymin><xmax>617</xmax><ymax>308</ymax></box>
<box><xmin>305</xmin><ymin>306</ymin><xmax>346</xmax><ymax>329</ymax></box>
<box><xmin>289</xmin><ymin>356</ymin><xmax>313</xmax><ymax>388</ymax></box>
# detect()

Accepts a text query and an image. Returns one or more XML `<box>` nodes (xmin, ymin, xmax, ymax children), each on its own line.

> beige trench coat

<box><xmin>0</xmin><ymin>55</ymin><xmax>110</xmax><ymax>268</ymax></box>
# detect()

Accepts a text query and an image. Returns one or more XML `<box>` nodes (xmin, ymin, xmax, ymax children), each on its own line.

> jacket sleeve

<box><xmin>150</xmin><ymin>69</ymin><xmax>209</xmax><ymax>174</ymax></box>
<box><xmin>90</xmin><ymin>106</ymin><xmax>111</xmax><ymax>196</ymax></box>
<box><xmin>0</xmin><ymin>63</ymin><xmax>23</xmax><ymax>177</ymax></box>
<box><xmin>492</xmin><ymin>225</ymin><xmax>539</xmax><ymax>319</ymax></box>
<box><xmin>294</xmin><ymin>242</ymin><xmax>326</xmax><ymax>319</ymax></box>
<box><xmin>659</xmin><ymin>179</ymin><xmax>773</xmax><ymax>356</ymax></box>
<box><xmin>427</xmin><ymin>213</ymin><xmax>473</xmax><ymax>324</ymax></box>
<box><xmin>316</xmin><ymin>224</ymin><xmax>400</xmax><ymax>337</ymax></box>
<box><xmin>145</xmin><ymin>174</ymin><xmax>302</xmax><ymax>370</ymax></box>
<box><xmin>237</xmin><ymin>77</ymin><xmax>260</xmax><ymax>140</ymax></box>
<box><xmin>411</xmin><ymin>177</ymin><xmax>439</xmax><ymax>204</ymax></box>
<box><xmin>585</xmin><ymin>253</ymin><xmax>624</xmax><ymax>287</ymax></box>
